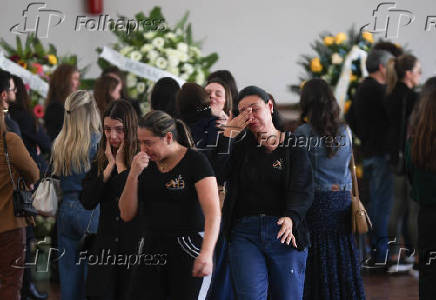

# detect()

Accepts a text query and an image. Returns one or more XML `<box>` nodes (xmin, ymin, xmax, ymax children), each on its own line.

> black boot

<box><xmin>22</xmin><ymin>282</ymin><xmax>48</xmax><ymax>300</ymax></box>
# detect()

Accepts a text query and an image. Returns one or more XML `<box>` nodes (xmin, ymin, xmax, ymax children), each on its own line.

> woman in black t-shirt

<box><xmin>119</xmin><ymin>110</ymin><xmax>221</xmax><ymax>300</ymax></box>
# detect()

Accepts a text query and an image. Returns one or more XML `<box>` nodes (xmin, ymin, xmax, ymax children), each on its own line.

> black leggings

<box><xmin>128</xmin><ymin>232</ymin><xmax>210</xmax><ymax>300</ymax></box>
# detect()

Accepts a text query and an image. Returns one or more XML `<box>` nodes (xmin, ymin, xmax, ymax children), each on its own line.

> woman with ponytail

<box><xmin>119</xmin><ymin>110</ymin><xmax>221</xmax><ymax>299</ymax></box>
<box><xmin>296</xmin><ymin>78</ymin><xmax>365</xmax><ymax>300</ymax></box>
<box><xmin>384</xmin><ymin>54</ymin><xmax>421</xmax><ymax>272</ymax></box>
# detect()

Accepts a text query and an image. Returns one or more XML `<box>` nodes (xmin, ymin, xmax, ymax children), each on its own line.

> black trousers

<box><xmin>128</xmin><ymin>232</ymin><xmax>210</xmax><ymax>300</ymax></box>
<box><xmin>418</xmin><ymin>205</ymin><xmax>436</xmax><ymax>300</ymax></box>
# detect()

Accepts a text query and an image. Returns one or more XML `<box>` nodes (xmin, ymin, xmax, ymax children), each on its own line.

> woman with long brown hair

<box><xmin>93</xmin><ymin>76</ymin><xmax>122</xmax><ymax>119</ymax></box>
<box><xmin>44</xmin><ymin>64</ymin><xmax>80</xmax><ymax>140</ymax></box>
<box><xmin>80</xmin><ymin>100</ymin><xmax>141</xmax><ymax>300</ymax></box>
<box><xmin>406</xmin><ymin>77</ymin><xmax>436</xmax><ymax>299</ymax></box>
<box><xmin>296</xmin><ymin>78</ymin><xmax>365</xmax><ymax>300</ymax></box>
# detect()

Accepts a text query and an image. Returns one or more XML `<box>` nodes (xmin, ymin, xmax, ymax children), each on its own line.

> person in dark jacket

<box><xmin>212</xmin><ymin>86</ymin><xmax>313</xmax><ymax>299</ymax></box>
<box><xmin>80</xmin><ymin>100</ymin><xmax>141</xmax><ymax>300</ymax></box>
<box><xmin>345</xmin><ymin>49</ymin><xmax>394</xmax><ymax>266</ymax></box>
<box><xmin>176</xmin><ymin>83</ymin><xmax>220</xmax><ymax>155</ymax></box>
<box><xmin>10</xmin><ymin>76</ymin><xmax>51</xmax><ymax>172</ymax></box>
<box><xmin>44</xmin><ymin>64</ymin><xmax>80</xmax><ymax>141</ymax></box>
<box><xmin>384</xmin><ymin>54</ymin><xmax>421</xmax><ymax>272</ymax></box>
<box><xmin>406</xmin><ymin>77</ymin><xmax>436</xmax><ymax>298</ymax></box>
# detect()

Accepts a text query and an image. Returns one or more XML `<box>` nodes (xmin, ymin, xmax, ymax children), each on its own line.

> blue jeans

<box><xmin>206</xmin><ymin>232</ymin><xmax>235</xmax><ymax>300</ymax></box>
<box><xmin>229</xmin><ymin>215</ymin><xmax>308</xmax><ymax>300</ymax></box>
<box><xmin>363</xmin><ymin>156</ymin><xmax>393</xmax><ymax>263</ymax></box>
<box><xmin>57</xmin><ymin>194</ymin><xmax>99</xmax><ymax>300</ymax></box>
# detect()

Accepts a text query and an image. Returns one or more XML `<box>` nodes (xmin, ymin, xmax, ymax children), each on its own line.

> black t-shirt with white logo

<box><xmin>235</xmin><ymin>143</ymin><xmax>287</xmax><ymax>219</ymax></box>
<box><xmin>138</xmin><ymin>148</ymin><xmax>215</xmax><ymax>235</ymax></box>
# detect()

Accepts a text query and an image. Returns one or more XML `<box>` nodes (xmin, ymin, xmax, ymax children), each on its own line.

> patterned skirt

<box><xmin>303</xmin><ymin>191</ymin><xmax>366</xmax><ymax>300</ymax></box>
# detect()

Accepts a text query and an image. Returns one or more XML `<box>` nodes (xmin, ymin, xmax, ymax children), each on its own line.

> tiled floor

<box><xmin>38</xmin><ymin>272</ymin><xmax>419</xmax><ymax>300</ymax></box>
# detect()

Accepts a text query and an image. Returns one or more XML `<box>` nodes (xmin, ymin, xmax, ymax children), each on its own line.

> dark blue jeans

<box><xmin>57</xmin><ymin>195</ymin><xmax>99</xmax><ymax>300</ymax></box>
<box><xmin>229</xmin><ymin>215</ymin><xmax>308</xmax><ymax>300</ymax></box>
<box><xmin>363</xmin><ymin>156</ymin><xmax>394</xmax><ymax>263</ymax></box>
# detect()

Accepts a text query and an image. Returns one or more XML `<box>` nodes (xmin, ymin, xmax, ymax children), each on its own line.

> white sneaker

<box><xmin>387</xmin><ymin>262</ymin><xmax>413</xmax><ymax>273</ymax></box>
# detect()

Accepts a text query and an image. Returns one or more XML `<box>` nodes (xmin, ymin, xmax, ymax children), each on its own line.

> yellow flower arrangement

<box><xmin>310</xmin><ymin>57</ymin><xmax>323</xmax><ymax>73</ymax></box>
<box><xmin>47</xmin><ymin>54</ymin><xmax>58</xmax><ymax>65</ymax></box>
<box><xmin>323</xmin><ymin>36</ymin><xmax>334</xmax><ymax>46</ymax></box>
<box><xmin>361</xmin><ymin>31</ymin><xmax>374</xmax><ymax>44</ymax></box>
<box><xmin>335</xmin><ymin>32</ymin><xmax>347</xmax><ymax>44</ymax></box>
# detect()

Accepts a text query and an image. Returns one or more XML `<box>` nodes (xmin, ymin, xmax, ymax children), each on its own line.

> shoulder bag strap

<box><xmin>346</xmin><ymin>127</ymin><xmax>359</xmax><ymax>198</ymax></box>
<box><xmin>2</xmin><ymin>132</ymin><xmax>16</xmax><ymax>189</ymax></box>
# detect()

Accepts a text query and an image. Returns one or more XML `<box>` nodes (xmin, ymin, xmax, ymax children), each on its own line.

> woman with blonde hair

<box><xmin>51</xmin><ymin>90</ymin><xmax>101</xmax><ymax>300</ymax></box>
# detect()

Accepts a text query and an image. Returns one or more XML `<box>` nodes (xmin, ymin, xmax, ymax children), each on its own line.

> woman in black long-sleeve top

<box><xmin>212</xmin><ymin>86</ymin><xmax>313</xmax><ymax>300</ymax></box>
<box><xmin>80</xmin><ymin>100</ymin><xmax>141</xmax><ymax>300</ymax></box>
<box><xmin>10</xmin><ymin>76</ymin><xmax>51</xmax><ymax>172</ymax></box>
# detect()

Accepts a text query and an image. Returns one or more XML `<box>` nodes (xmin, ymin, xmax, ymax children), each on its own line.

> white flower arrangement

<box><xmin>98</xmin><ymin>7</ymin><xmax>218</xmax><ymax>104</ymax></box>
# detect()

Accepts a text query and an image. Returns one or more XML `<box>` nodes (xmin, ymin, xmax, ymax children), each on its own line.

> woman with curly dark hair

<box><xmin>296</xmin><ymin>78</ymin><xmax>365</xmax><ymax>300</ymax></box>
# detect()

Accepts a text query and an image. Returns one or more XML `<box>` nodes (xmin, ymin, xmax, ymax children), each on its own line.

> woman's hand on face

<box><xmin>130</xmin><ymin>152</ymin><xmax>150</xmax><ymax>178</ymax></box>
<box><xmin>277</xmin><ymin>217</ymin><xmax>298</xmax><ymax>248</ymax></box>
<box><xmin>105</xmin><ymin>139</ymin><xmax>115</xmax><ymax>166</ymax></box>
<box><xmin>223</xmin><ymin>108</ymin><xmax>253</xmax><ymax>138</ymax></box>
<box><xmin>192</xmin><ymin>252</ymin><xmax>213</xmax><ymax>277</ymax></box>
<box><xmin>115</xmin><ymin>141</ymin><xmax>126</xmax><ymax>171</ymax></box>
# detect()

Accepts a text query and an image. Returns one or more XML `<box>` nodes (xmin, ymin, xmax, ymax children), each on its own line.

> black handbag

<box><xmin>78</xmin><ymin>208</ymin><xmax>97</xmax><ymax>253</ymax></box>
<box><xmin>3</xmin><ymin>132</ymin><xmax>37</xmax><ymax>217</ymax></box>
